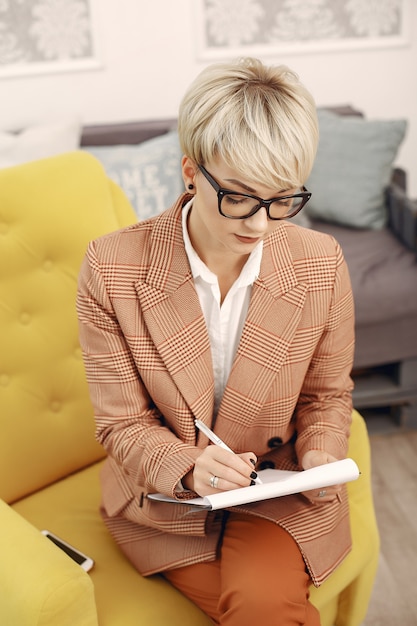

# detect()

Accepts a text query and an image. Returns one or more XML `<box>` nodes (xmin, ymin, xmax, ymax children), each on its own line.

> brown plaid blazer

<box><xmin>77</xmin><ymin>193</ymin><xmax>354</xmax><ymax>586</ymax></box>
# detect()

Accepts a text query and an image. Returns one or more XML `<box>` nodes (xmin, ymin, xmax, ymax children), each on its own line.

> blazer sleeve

<box><xmin>294</xmin><ymin>240</ymin><xmax>355</xmax><ymax>462</ymax></box>
<box><xmin>76</xmin><ymin>241</ymin><xmax>201</xmax><ymax>498</ymax></box>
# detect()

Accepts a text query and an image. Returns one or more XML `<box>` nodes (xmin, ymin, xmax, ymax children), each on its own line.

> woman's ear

<box><xmin>181</xmin><ymin>156</ymin><xmax>198</xmax><ymax>192</ymax></box>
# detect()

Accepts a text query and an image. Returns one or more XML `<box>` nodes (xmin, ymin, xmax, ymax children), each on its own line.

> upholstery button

<box><xmin>0</xmin><ymin>374</ymin><xmax>10</xmax><ymax>387</ymax></box>
<box><xmin>50</xmin><ymin>401</ymin><xmax>61</xmax><ymax>413</ymax></box>
<box><xmin>259</xmin><ymin>460</ymin><xmax>275</xmax><ymax>470</ymax></box>
<box><xmin>43</xmin><ymin>259</ymin><xmax>53</xmax><ymax>272</ymax></box>
<box><xmin>19</xmin><ymin>312</ymin><xmax>31</xmax><ymax>325</ymax></box>
<box><xmin>267</xmin><ymin>436</ymin><xmax>283</xmax><ymax>448</ymax></box>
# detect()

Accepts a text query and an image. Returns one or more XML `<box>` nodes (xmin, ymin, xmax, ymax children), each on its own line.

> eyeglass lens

<box><xmin>220</xmin><ymin>192</ymin><xmax>304</xmax><ymax>219</ymax></box>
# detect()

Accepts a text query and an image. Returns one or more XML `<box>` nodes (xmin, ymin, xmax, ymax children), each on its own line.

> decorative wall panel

<box><xmin>0</xmin><ymin>0</ymin><xmax>100</xmax><ymax>78</ymax></box>
<box><xmin>195</xmin><ymin>0</ymin><xmax>409</xmax><ymax>59</ymax></box>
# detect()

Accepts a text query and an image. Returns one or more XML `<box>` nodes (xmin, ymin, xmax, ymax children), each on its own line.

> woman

<box><xmin>77</xmin><ymin>58</ymin><xmax>354</xmax><ymax>625</ymax></box>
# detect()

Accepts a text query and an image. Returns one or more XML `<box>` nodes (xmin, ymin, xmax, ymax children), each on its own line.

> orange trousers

<box><xmin>163</xmin><ymin>513</ymin><xmax>321</xmax><ymax>626</ymax></box>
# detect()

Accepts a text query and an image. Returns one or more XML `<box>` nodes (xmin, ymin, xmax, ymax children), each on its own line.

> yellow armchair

<box><xmin>0</xmin><ymin>152</ymin><xmax>379</xmax><ymax>626</ymax></box>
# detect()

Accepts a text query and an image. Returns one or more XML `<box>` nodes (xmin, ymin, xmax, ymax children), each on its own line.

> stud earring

<box><xmin>188</xmin><ymin>184</ymin><xmax>194</xmax><ymax>190</ymax></box>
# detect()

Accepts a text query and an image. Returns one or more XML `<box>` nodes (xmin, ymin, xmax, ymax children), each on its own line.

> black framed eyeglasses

<box><xmin>199</xmin><ymin>164</ymin><xmax>311</xmax><ymax>220</ymax></box>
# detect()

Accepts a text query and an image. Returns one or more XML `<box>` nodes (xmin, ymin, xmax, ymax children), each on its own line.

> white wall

<box><xmin>1</xmin><ymin>0</ymin><xmax>417</xmax><ymax>195</ymax></box>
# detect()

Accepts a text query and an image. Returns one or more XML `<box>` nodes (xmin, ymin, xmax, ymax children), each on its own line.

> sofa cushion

<box><xmin>0</xmin><ymin>118</ymin><xmax>81</xmax><ymax>168</ymax></box>
<box><xmin>312</xmin><ymin>220</ymin><xmax>417</xmax><ymax>327</ymax></box>
<box><xmin>306</xmin><ymin>110</ymin><xmax>407</xmax><ymax>229</ymax></box>
<box><xmin>312</xmin><ymin>219</ymin><xmax>417</xmax><ymax>367</ymax></box>
<box><xmin>83</xmin><ymin>130</ymin><xmax>183</xmax><ymax>220</ymax></box>
<box><xmin>11</xmin><ymin>462</ymin><xmax>212</xmax><ymax>626</ymax></box>
<box><xmin>0</xmin><ymin>498</ymin><xmax>98</xmax><ymax>626</ymax></box>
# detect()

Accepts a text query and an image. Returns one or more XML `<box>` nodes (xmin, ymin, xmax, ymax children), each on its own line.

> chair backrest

<box><xmin>0</xmin><ymin>152</ymin><xmax>136</xmax><ymax>503</ymax></box>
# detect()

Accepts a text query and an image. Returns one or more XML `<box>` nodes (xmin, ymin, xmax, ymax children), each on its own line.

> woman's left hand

<box><xmin>301</xmin><ymin>450</ymin><xmax>342</xmax><ymax>504</ymax></box>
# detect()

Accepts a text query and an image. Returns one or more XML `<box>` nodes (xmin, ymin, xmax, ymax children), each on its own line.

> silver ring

<box><xmin>209</xmin><ymin>475</ymin><xmax>219</xmax><ymax>489</ymax></box>
<box><xmin>318</xmin><ymin>490</ymin><xmax>327</xmax><ymax>498</ymax></box>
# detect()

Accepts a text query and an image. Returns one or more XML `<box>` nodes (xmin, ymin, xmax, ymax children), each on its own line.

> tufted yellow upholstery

<box><xmin>0</xmin><ymin>152</ymin><xmax>379</xmax><ymax>625</ymax></box>
<box><xmin>0</xmin><ymin>151</ymin><xmax>130</xmax><ymax>503</ymax></box>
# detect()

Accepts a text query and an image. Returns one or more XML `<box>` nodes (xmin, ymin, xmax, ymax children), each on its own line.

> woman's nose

<box><xmin>243</xmin><ymin>206</ymin><xmax>269</xmax><ymax>230</ymax></box>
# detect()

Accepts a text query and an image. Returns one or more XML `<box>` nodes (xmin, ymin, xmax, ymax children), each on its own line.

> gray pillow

<box><xmin>83</xmin><ymin>130</ymin><xmax>183</xmax><ymax>220</ymax></box>
<box><xmin>306</xmin><ymin>110</ymin><xmax>407</xmax><ymax>229</ymax></box>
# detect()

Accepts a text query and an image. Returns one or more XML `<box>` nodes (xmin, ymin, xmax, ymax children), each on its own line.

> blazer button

<box><xmin>267</xmin><ymin>436</ymin><xmax>283</xmax><ymax>448</ymax></box>
<box><xmin>259</xmin><ymin>460</ymin><xmax>275</xmax><ymax>470</ymax></box>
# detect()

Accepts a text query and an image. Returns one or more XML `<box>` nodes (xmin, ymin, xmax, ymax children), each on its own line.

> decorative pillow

<box><xmin>306</xmin><ymin>110</ymin><xmax>407</xmax><ymax>229</ymax></box>
<box><xmin>0</xmin><ymin>118</ymin><xmax>81</xmax><ymax>168</ymax></box>
<box><xmin>84</xmin><ymin>130</ymin><xmax>183</xmax><ymax>220</ymax></box>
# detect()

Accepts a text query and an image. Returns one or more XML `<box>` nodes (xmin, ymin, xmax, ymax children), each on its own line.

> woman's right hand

<box><xmin>182</xmin><ymin>446</ymin><xmax>258</xmax><ymax>496</ymax></box>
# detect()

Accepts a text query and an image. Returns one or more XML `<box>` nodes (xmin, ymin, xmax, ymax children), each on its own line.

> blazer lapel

<box><xmin>216</xmin><ymin>225</ymin><xmax>308</xmax><ymax>435</ymax></box>
<box><xmin>134</xmin><ymin>199</ymin><xmax>214</xmax><ymax>422</ymax></box>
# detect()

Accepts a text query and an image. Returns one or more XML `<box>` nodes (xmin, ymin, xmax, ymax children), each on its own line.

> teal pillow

<box><xmin>306</xmin><ymin>110</ymin><xmax>407</xmax><ymax>229</ymax></box>
<box><xmin>83</xmin><ymin>130</ymin><xmax>183</xmax><ymax>220</ymax></box>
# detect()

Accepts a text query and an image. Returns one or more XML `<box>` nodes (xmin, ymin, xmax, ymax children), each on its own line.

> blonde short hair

<box><xmin>178</xmin><ymin>58</ymin><xmax>318</xmax><ymax>190</ymax></box>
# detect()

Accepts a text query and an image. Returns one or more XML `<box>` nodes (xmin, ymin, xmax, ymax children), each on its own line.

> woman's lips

<box><xmin>235</xmin><ymin>234</ymin><xmax>261</xmax><ymax>244</ymax></box>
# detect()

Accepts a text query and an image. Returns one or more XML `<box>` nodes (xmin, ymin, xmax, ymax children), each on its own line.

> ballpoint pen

<box><xmin>194</xmin><ymin>418</ymin><xmax>262</xmax><ymax>484</ymax></box>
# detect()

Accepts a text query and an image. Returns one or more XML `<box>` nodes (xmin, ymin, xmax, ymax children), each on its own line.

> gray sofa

<box><xmin>81</xmin><ymin>108</ymin><xmax>417</xmax><ymax>431</ymax></box>
<box><xmin>311</xmin><ymin>187</ymin><xmax>417</xmax><ymax>429</ymax></box>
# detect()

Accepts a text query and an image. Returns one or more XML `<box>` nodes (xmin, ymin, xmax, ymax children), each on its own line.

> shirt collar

<box><xmin>182</xmin><ymin>199</ymin><xmax>262</xmax><ymax>287</ymax></box>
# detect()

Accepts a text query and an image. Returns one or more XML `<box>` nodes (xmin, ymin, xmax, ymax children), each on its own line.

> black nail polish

<box><xmin>250</xmin><ymin>471</ymin><xmax>258</xmax><ymax>480</ymax></box>
<box><xmin>250</xmin><ymin>458</ymin><xmax>256</xmax><ymax>466</ymax></box>
<box><xmin>250</xmin><ymin>480</ymin><xmax>256</xmax><ymax>486</ymax></box>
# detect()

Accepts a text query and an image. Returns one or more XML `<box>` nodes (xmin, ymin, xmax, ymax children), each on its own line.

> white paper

<box><xmin>148</xmin><ymin>458</ymin><xmax>360</xmax><ymax>510</ymax></box>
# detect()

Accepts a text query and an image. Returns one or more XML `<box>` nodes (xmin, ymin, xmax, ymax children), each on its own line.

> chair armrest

<box><xmin>386</xmin><ymin>182</ymin><xmax>417</xmax><ymax>254</ymax></box>
<box><xmin>0</xmin><ymin>499</ymin><xmax>98</xmax><ymax>626</ymax></box>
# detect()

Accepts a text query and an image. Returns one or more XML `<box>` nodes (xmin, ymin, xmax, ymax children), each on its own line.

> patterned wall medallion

<box><xmin>194</xmin><ymin>0</ymin><xmax>410</xmax><ymax>59</ymax></box>
<box><xmin>0</xmin><ymin>0</ymin><xmax>100</xmax><ymax>78</ymax></box>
